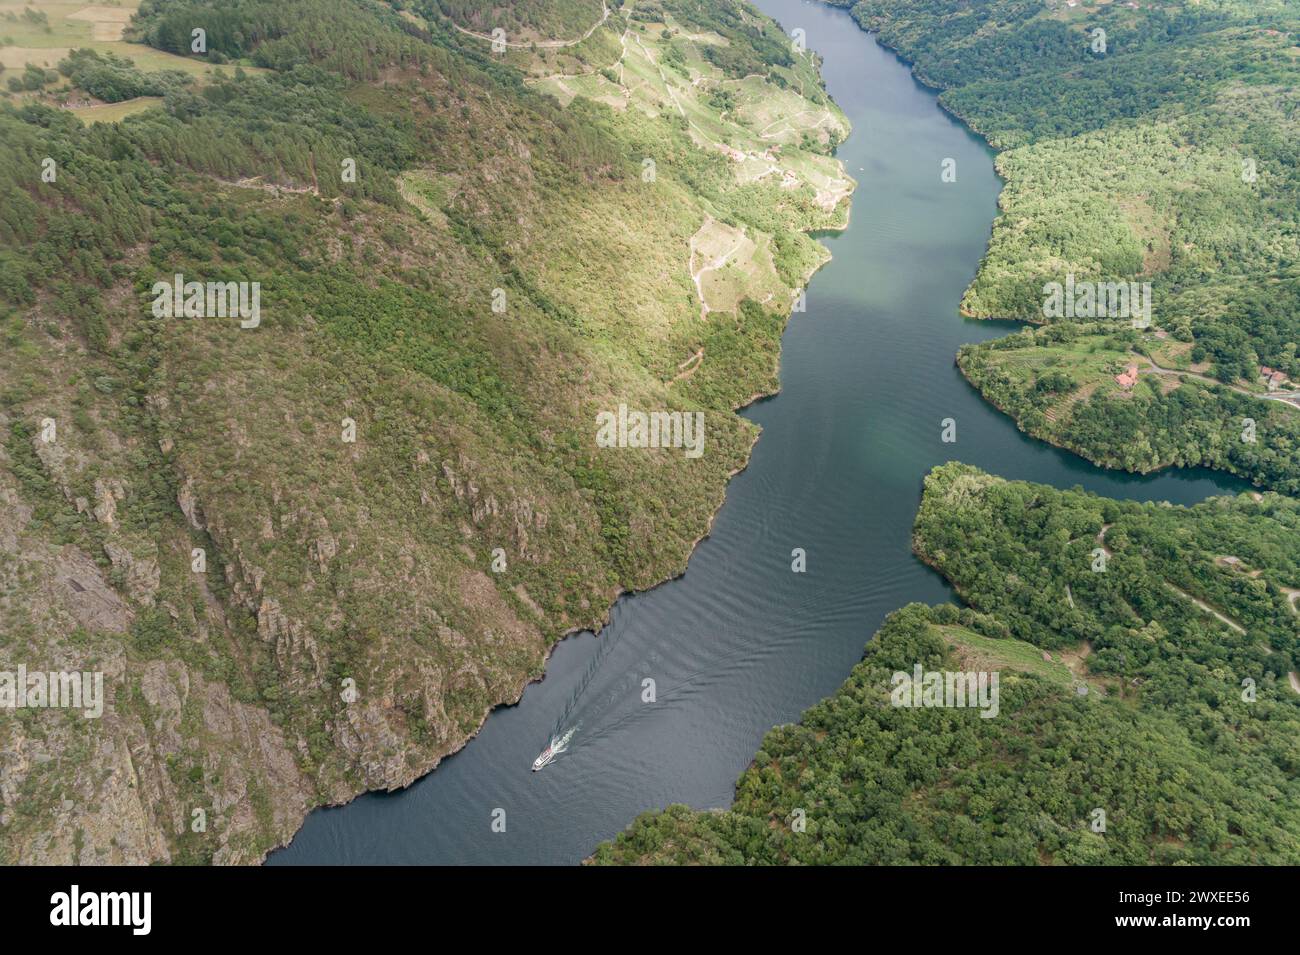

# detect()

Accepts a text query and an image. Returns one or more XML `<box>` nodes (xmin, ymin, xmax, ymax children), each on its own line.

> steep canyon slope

<box><xmin>0</xmin><ymin>0</ymin><xmax>850</xmax><ymax>863</ymax></box>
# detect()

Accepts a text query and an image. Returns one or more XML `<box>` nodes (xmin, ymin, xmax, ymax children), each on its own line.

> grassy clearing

<box><xmin>0</xmin><ymin>0</ymin><xmax>268</xmax><ymax>84</ymax></box>
<box><xmin>65</xmin><ymin>91</ymin><xmax>159</xmax><ymax>121</ymax></box>
<box><xmin>938</xmin><ymin>624</ymin><xmax>1075</xmax><ymax>687</ymax></box>
<box><xmin>690</xmin><ymin>216</ymin><xmax>785</xmax><ymax>316</ymax></box>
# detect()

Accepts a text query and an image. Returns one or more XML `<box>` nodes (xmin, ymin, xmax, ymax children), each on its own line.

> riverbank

<box><xmin>270</xmin><ymin>0</ymin><xmax>1246</xmax><ymax>866</ymax></box>
<box><xmin>840</xmin><ymin>0</ymin><xmax>1300</xmax><ymax>497</ymax></box>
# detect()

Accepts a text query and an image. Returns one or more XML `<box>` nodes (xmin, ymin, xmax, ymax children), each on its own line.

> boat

<box><xmin>531</xmin><ymin>742</ymin><xmax>557</xmax><ymax>772</ymax></box>
<box><xmin>531</xmin><ymin>727</ymin><xmax>576</xmax><ymax>771</ymax></box>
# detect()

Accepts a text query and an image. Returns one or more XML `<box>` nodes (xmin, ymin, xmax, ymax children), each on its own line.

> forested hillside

<box><xmin>840</xmin><ymin>0</ymin><xmax>1300</xmax><ymax>491</ymax></box>
<box><xmin>0</xmin><ymin>0</ymin><xmax>850</xmax><ymax>862</ymax></box>
<box><xmin>958</xmin><ymin>324</ymin><xmax>1300</xmax><ymax>494</ymax></box>
<box><xmin>593</xmin><ymin>465</ymin><xmax>1300</xmax><ymax>865</ymax></box>
<box><xmin>594</xmin><ymin>0</ymin><xmax>1300</xmax><ymax>869</ymax></box>
<box><xmin>429</xmin><ymin>0</ymin><xmax>608</xmax><ymax>43</ymax></box>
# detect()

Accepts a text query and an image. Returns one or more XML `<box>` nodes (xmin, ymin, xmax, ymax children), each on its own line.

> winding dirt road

<box><xmin>1136</xmin><ymin>354</ymin><xmax>1300</xmax><ymax>409</ymax></box>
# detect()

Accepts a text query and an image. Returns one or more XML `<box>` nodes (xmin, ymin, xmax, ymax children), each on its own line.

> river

<box><xmin>268</xmin><ymin>0</ymin><xmax>1246</xmax><ymax>865</ymax></box>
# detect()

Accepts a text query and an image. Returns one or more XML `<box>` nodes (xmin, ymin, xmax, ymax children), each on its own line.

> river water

<box><xmin>269</xmin><ymin>0</ymin><xmax>1245</xmax><ymax>865</ymax></box>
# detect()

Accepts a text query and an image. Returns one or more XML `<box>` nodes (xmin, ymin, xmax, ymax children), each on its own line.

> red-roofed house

<box><xmin>1115</xmin><ymin>364</ymin><xmax>1139</xmax><ymax>390</ymax></box>
<box><xmin>1261</xmin><ymin>366</ymin><xmax>1289</xmax><ymax>390</ymax></box>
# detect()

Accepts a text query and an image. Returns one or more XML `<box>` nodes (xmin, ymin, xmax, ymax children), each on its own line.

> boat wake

<box><xmin>531</xmin><ymin>725</ymin><xmax>578</xmax><ymax>772</ymax></box>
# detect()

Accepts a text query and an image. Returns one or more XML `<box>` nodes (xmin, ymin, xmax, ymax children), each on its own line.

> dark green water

<box><xmin>269</xmin><ymin>0</ymin><xmax>1246</xmax><ymax>865</ymax></box>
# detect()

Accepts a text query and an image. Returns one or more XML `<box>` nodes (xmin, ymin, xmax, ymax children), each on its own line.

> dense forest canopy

<box><xmin>130</xmin><ymin>0</ymin><xmax>433</xmax><ymax>77</ymax></box>
<box><xmin>828</xmin><ymin>0</ymin><xmax>1300</xmax><ymax>492</ymax></box>
<box><xmin>595</xmin><ymin>466</ymin><xmax>1300</xmax><ymax>865</ymax></box>
<box><xmin>429</xmin><ymin>0</ymin><xmax>608</xmax><ymax>39</ymax></box>
<box><xmin>2</xmin><ymin>0</ymin><xmax>1295</xmax><ymax>869</ymax></box>
<box><xmin>594</xmin><ymin>0</ymin><xmax>1300</xmax><ymax>867</ymax></box>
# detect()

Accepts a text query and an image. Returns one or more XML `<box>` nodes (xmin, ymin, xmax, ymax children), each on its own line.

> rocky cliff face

<box><xmin>0</xmin><ymin>430</ymin><xmax>310</xmax><ymax>864</ymax></box>
<box><xmin>0</xmin><ymin>0</ymin><xmax>851</xmax><ymax>863</ymax></box>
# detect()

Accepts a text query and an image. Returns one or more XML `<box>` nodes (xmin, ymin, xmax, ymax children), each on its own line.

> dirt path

<box><xmin>1137</xmin><ymin>355</ymin><xmax>1237</xmax><ymax>391</ymax></box>
<box><xmin>1135</xmin><ymin>354</ymin><xmax>1300</xmax><ymax>409</ymax></box>
<box><xmin>211</xmin><ymin>173</ymin><xmax>323</xmax><ymax>199</ymax></box>
<box><xmin>1102</xmin><ymin>531</ymin><xmax>1249</xmax><ymax>634</ymax></box>
<box><xmin>1057</xmin><ymin>640</ymin><xmax>1092</xmax><ymax>680</ymax></box>
<box><xmin>1265</xmin><ymin>391</ymin><xmax>1300</xmax><ymax>409</ymax></box>
<box><xmin>632</xmin><ymin>32</ymin><xmax>686</xmax><ymax>117</ymax></box>
<box><xmin>689</xmin><ymin>216</ymin><xmax>746</xmax><ymax>319</ymax></box>
<box><xmin>1164</xmin><ymin>582</ymin><xmax>1247</xmax><ymax>634</ymax></box>
<box><xmin>451</xmin><ymin>1</ymin><xmax>610</xmax><ymax>49</ymax></box>
<box><xmin>673</xmin><ymin>348</ymin><xmax>705</xmax><ymax>381</ymax></box>
<box><xmin>759</xmin><ymin>108</ymin><xmax>834</xmax><ymax>140</ymax></box>
<box><xmin>1217</xmin><ymin>557</ymin><xmax>1298</xmax><ymax>616</ymax></box>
